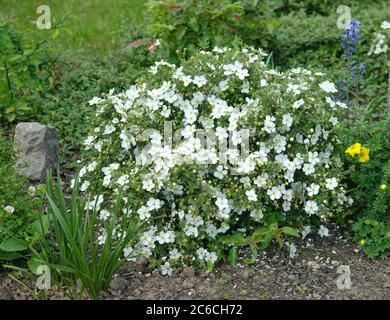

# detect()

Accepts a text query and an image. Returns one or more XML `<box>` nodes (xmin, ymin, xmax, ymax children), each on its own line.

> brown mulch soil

<box><xmin>1</xmin><ymin>227</ymin><xmax>390</xmax><ymax>300</ymax></box>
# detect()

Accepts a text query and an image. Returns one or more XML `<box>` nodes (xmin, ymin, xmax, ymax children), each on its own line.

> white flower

<box><xmin>329</xmin><ymin>116</ymin><xmax>338</xmax><ymax>126</ymax></box>
<box><xmin>99</xmin><ymin>209</ymin><xmax>111</xmax><ymax>221</ymax></box>
<box><xmin>254</xmin><ymin>173</ymin><xmax>268</xmax><ymax>188</ymax></box>
<box><xmin>103</xmin><ymin>124</ymin><xmax>116</xmax><ymax>135</ymax></box>
<box><xmin>182</xmin><ymin>125</ymin><xmax>196</xmax><ymax>139</ymax></box>
<box><xmin>306</xmin><ymin>183</ymin><xmax>320</xmax><ymax>197</ymax></box>
<box><xmin>302</xmin><ymin>163</ymin><xmax>315</xmax><ymax>175</ymax></box>
<box><xmin>184</xmin><ymin>225</ymin><xmax>198</xmax><ymax>237</ymax></box>
<box><xmin>87</xmin><ymin>161</ymin><xmax>98</xmax><ymax>172</ymax></box>
<box><xmin>193</xmin><ymin>76</ymin><xmax>207</xmax><ymax>88</ymax></box>
<box><xmin>81</xmin><ymin>180</ymin><xmax>90</xmax><ymax>192</ymax></box>
<box><xmin>318</xmin><ymin>225</ymin><xmax>329</xmax><ymax>238</ymax></box>
<box><xmin>123</xmin><ymin>247</ymin><xmax>136</xmax><ymax>262</ymax></box>
<box><xmin>28</xmin><ymin>186</ymin><xmax>36</xmax><ymax>196</ymax></box>
<box><xmin>182</xmin><ymin>75</ymin><xmax>192</xmax><ymax>87</ymax></box>
<box><xmin>147</xmin><ymin>198</ymin><xmax>164</xmax><ymax>210</ymax></box>
<box><xmin>236</xmin><ymin>68</ymin><xmax>249</xmax><ymax>80</ymax></box>
<box><xmin>293</xmin><ymin>99</ymin><xmax>304</xmax><ymax>109</ymax></box>
<box><xmin>156</xmin><ymin>230</ymin><xmax>175</xmax><ymax>244</ymax></box>
<box><xmin>282</xmin><ymin>201</ymin><xmax>291</xmax><ymax>212</ymax></box>
<box><xmin>85</xmin><ymin>195</ymin><xmax>104</xmax><ymax>211</ymax></box>
<box><xmin>282</xmin><ymin>113</ymin><xmax>293</xmax><ymax>130</ymax></box>
<box><xmin>301</xmin><ymin>225</ymin><xmax>311</xmax><ymax>239</ymax></box>
<box><xmin>304</xmin><ymin>200</ymin><xmax>319</xmax><ymax>216</ymax></box>
<box><xmin>381</xmin><ymin>21</ymin><xmax>390</xmax><ymax>29</ymax></box>
<box><xmin>4</xmin><ymin>206</ymin><xmax>15</xmax><ymax>214</ymax></box>
<box><xmin>215</xmin><ymin>197</ymin><xmax>229</xmax><ymax>211</ymax></box>
<box><xmin>214</xmin><ymin>165</ymin><xmax>227</xmax><ymax>179</ymax></box>
<box><xmin>169</xmin><ymin>248</ymin><xmax>181</xmax><ymax>260</ymax></box>
<box><xmin>117</xmin><ymin>175</ymin><xmax>129</xmax><ymax>186</ymax></box>
<box><xmin>245</xmin><ymin>189</ymin><xmax>257</xmax><ymax>202</ymax></box>
<box><xmin>263</xmin><ymin>115</ymin><xmax>276</xmax><ymax>133</ymax></box>
<box><xmin>161</xmin><ymin>262</ymin><xmax>173</xmax><ymax>276</ymax></box>
<box><xmin>287</xmin><ymin>242</ymin><xmax>297</xmax><ymax>258</ymax></box>
<box><xmin>89</xmin><ymin>97</ymin><xmax>103</xmax><ymax>105</ymax></box>
<box><xmin>319</xmin><ymin>81</ymin><xmax>337</xmax><ymax>93</ymax></box>
<box><xmin>205</xmin><ymin>224</ymin><xmax>218</xmax><ymax>238</ymax></box>
<box><xmin>260</xmin><ymin>79</ymin><xmax>268</xmax><ymax>87</ymax></box>
<box><xmin>137</xmin><ymin>206</ymin><xmax>151</xmax><ymax>220</ymax></box>
<box><xmin>103</xmin><ymin>174</ymin><xmax>112</xmax><ymax>187</ymax></box>
<box><xmin>325</xmin><ymin>177</ymin><xmax>338</xmax><ymax>190</ymax></box>
<box><xmin>142</xmin><ymin>179</ymin><xmax>155</xmax><ymax>191</ymax></box>
<box><xmin>267</xmin><ymin>186</ymin><xmax>282</xmax><ymax>200</ymax></box>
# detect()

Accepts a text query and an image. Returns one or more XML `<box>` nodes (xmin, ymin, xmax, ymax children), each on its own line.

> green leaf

<box><xmin>31</xmin><ymin>215</ymin><xmax>50</xmax><ymax>237</ymax></box>
<box><xmin>228</xmin><ymin>246</ymin><xmax>237</xmax><ymax>266</ymax></box>
<box><xmin>0</xmin><ymin>250</ymin><xmax>23</xmax><ymax>261</ymax></box>
<box><xmin>281</xmin><ymin>227</ymin><xmax>299</xmax><ymax>237</ymax></box>
<box><xmin>52</xmin><ymin>29</ymin><xmax>60</xmax><ymax>39</ymax></box>
<box><xmin>243</xmin><ymin>257</ymin><xmax>255</xmax><ymax>266</ymax></box>
<box><xmin>0</xmin><ymin>238</ymin><xmax>27</xmax><ymax>252</ymax></box>
<box><xmin>219</xmin><ymin>231</ymin><xmax>247</xmax><ymax>246</ymax></box>
<box><xmin>175</xmin><ymin>26</ymin><xmax>186</xmax><ymax>41</ymax></box>
<box><xmin>28</xmin><ymin>257</ymin><xmax>42</xmax><ymax>274</ymax></box>
<box><xmin>8</xmin><ymin>54</ymin><xmax>22</xmax><ymax>62</ymax></box>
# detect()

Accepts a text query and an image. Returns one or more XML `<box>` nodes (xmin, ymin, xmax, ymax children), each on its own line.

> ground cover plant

<box><xmin>0</xmin><ymin>130</ymin><xmax>44</xmax><ymax>263</ymax></box>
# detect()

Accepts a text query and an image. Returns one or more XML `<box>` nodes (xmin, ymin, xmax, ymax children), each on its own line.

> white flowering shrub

<box><xmin>368</xmin><ymin>21</ymin><xmax>390</xmax><ymax>56</ymax></box>
<box><xmin>78</xmin><ymin>47</ymin><xmax>352</xmax><ymax>273</ymax></box>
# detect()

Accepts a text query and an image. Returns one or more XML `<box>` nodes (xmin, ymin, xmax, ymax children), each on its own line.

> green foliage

<box><xmin>341</xmin><ymin>104</ymin><xmax>390</xmax><ymax>258</ymax></box>
<box><xmin>1</xmin><ymin>0</ymin><xmax>146</xmax><ymax>55</ymax></box>
<box><xmin>342</xmin><ymin>107</ymin><xmax>390</xmax><ymax>218</ymax></box>
<box><xmin>146</xmin><ymin>0</ymin><xmax>244</xmax><ymax>61</ymax></box>
<box><xmin>35</xmin><ymin>48</ymin><xmax>153</xmax><ymax>166</ymax></box>
<box><xmin>220</xmin><ymin>222</ymin><xmax>299</xmax><ymax>266</ymax></box>
<box><xmin>0</xmin><ymin>131</ymin><xmax>45</xmax><ymax>262</ymax></box>
<box><xmin>271</xmin><ymin>3</ymin><xmax>389</xmax><ymax>103</ymax></box>
<box><xmin>30</xmin><ymin>172</ymin><xmax>140</xmax><ymax>299</ymax></box>
<box><xmin>0</xmin><ymin>18</ymin><xmax>65</xmax><ymax>124</ymax></box>
<box><xmin>353</xmin><ymin>218</ymin><xmax>390</xmax><ymax>258</ymax></box>
<box><xmin>145</xmin><ymin>0</ymin><xmax>276</xmax><ymax>62</ymax></box>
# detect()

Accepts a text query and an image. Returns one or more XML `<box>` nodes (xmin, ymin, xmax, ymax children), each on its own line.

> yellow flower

<box><xmin>358</xmin><ymin>146</ymin><xmax>370</xmax><ymax>163</ymax></box>
<box><xmin>345</xmin><ymin>143</ymin><xmax>361</xmax><ymax>157</ymax></box>
<box><xmin>380</xmin><ymin>183</ymin><xmax>388</xmax><ymax>190</ymax></box>
<box><xmin>359</xmin><ymin>239</ymin><xmax>366</xmax><ymax>246</ymax></box>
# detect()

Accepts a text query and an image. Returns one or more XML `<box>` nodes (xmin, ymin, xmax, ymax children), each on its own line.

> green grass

<box><xmin>0</xmin><ymin>0</ymin><xmax>145</xmax><ymax>55</ymax></box>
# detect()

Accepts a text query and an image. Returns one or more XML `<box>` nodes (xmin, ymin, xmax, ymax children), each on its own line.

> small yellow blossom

<box><xmin>345</xmin><ymin>143</ymin><xmax>362</xmax><ymax>157</ymax></box>
<box><xmin>380</xmin><ymin>183</ymin><xmax>388</xmax><ymax>190</ymax></box>
<box><xmin>358</xmin><ymin>146</ymin><xmax>370</xmax><ymax>163</ymax></box>
<box><xmin>359</xmin><ymin>239</ymin><xmax>366</xmax><ymax>246</ymax></box>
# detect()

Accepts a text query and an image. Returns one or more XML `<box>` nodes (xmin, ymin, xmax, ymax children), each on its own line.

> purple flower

<box><xmin>341</xmin><ymin>19</ymin><xmax>361</xmax><ymax>57</ymax></box>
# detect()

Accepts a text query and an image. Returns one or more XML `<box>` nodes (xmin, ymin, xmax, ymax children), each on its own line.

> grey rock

<box><xmin>14</xmin><ymin>122</ymin><xmax>58</xmax><ymax>181</ymax></box>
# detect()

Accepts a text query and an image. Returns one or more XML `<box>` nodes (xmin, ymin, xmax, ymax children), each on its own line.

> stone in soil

<box><xmin>14</xmin><ymin>122</ymin><xmax>58</xmax><ymax>181</ymax></box>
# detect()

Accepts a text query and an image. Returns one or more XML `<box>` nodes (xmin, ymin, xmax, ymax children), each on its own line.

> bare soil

<box><xmin>1</xmin><ymin>227</ymin><xmax>390</xmax><ymax>300</ymax></box>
